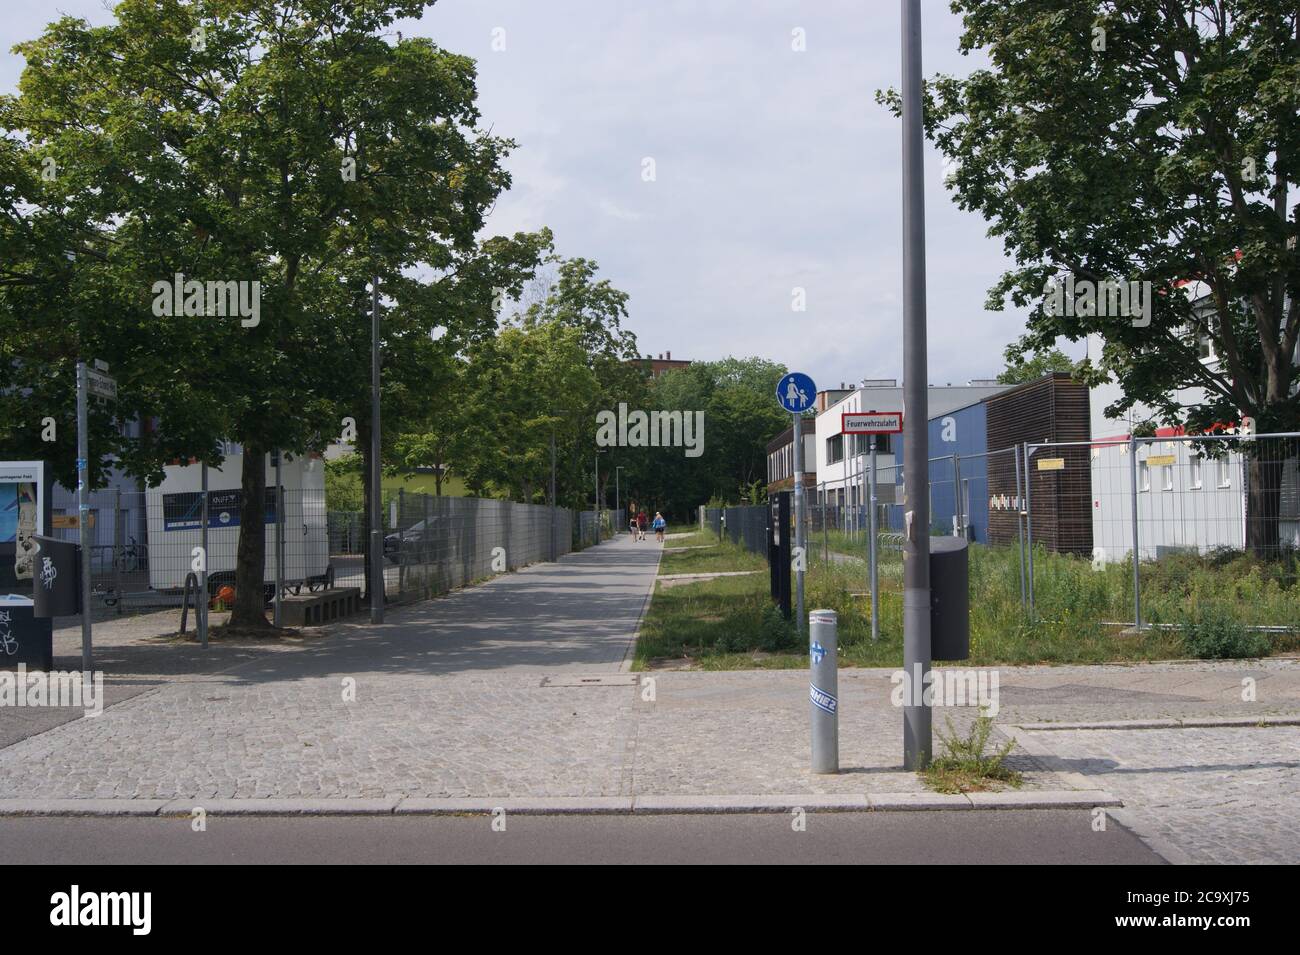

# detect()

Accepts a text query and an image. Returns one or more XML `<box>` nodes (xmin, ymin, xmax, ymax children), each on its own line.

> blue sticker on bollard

<box><xmin>810</xmin><ymin>640</ymin><xmax>826</xmax><ymax>664</ymax></box>
<box><xmin>810</xmin><ymin>684</ymin><xmax>838</xmax><ymax>715</ymax></box>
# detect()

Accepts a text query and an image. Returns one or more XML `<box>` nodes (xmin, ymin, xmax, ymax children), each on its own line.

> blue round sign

<box><xmin>776</xmin><ymin>372</ymin><xmax>817</xmax><ymax>413</ymax></box>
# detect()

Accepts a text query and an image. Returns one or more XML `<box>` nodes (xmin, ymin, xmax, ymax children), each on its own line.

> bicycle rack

<box><xmin>180</xmin><ymin>571</ymin><xmax>200</xmax><ymax>638</ymax></box>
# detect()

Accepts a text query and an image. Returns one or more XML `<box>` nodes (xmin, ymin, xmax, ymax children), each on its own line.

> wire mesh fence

<box><xmin>45</xmin><ymin>486</ymin><xmax>578</xmax><ymax>620</ymax></box>
<box><xmin>697</xmin><ymin>504</ymin><xmax>770</xmax><ymax>557</ymax></box>
<box><xmin>811</xmin><ymin>431</ymin><xmax>1300</xmax><ymax>635</ymax></box>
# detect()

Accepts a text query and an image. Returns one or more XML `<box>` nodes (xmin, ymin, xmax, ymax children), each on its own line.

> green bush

<box><xmin>757</xmin><ymin>604</ymin><xmax>798</xmax><ymax>653</ymax></box>
<box><xmin>1180</xmin><ymin>605</ymin><xmax>1272</xmax><ymax>659</ymax></box>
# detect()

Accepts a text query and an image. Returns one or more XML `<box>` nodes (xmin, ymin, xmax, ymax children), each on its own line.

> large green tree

<box><xmin>626</xmin><ymin>358</ymin><xmax>789</xmax><ymax>520</ymax></box>
<box><xmin>2</xmin><ymin>0</ymin><xmax>518</xmax><ymax>623</ymax></box>
<box><xmin>881</xmin><ymin>0</ymin><xmax>1298</xmax><ymax>554</ymax></box>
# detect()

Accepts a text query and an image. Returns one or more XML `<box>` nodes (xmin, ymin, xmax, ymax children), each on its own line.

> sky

<box><xmin>1</xmin><ymin>0</ymin><xmax>1069</xmax><ymax>390</ymax></box>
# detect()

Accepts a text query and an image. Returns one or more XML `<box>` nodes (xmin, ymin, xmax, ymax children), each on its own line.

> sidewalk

<box><xmin>2</xmin><ymin>534</ymin><xmax>1299</xmax><ymax>862</ymax></box>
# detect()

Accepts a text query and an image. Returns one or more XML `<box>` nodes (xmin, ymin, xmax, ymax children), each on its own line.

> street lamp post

<box><xmin>370</xmin><ymin>269</ymin><xmax>383</xmax><ymax>624</ymax></box>
<box><xmin>901</xmin><ymin>0</ymin><xmax>932</xmax><ymax>769</ymax></box>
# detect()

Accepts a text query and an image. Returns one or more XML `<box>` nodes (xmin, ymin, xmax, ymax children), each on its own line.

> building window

<box><xmin>1190</xmin><ymin>457</ymin><xmax>1203</xmax><ymax>489</ymax></box>
<box><xmin>1140</xmin><ymin>460</ymin><xmax>1150</xmax><ymax>492</ymax></box>
<box><xmin>1162</xmin><ymin>464</ymin><xmax>1173</xmax><ymax>491</ymax></box>
<box><xmin>1197</xmin><ymin>335</ymin><xmax>1216</xmax><ymax>361</ymax></box>
<box><xmin>827</xmin><ymin>434</ymin><xmax>844</xmax><ymax>465</ymax></box>
<box><xmin>1217</xmin><ymin>456</ymin><xmax>1232</xmax><ymax>488</ymax></box>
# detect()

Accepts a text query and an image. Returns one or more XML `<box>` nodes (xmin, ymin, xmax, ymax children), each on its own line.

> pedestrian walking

<box><xmin>652</xmin><ymin>511</ymin><xmax>666</xmax><ymax>542</ymax></box>
<box><xmin>636</xmin><ymin>510</ymin><xmax>648</xmax><ymax>541</ymax></box>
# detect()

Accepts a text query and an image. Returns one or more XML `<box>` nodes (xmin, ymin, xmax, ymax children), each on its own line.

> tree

<box><xmin>997</xmin><ymin>346</ymin><xmax>1077</xmax><ymax>384</ymax></box>
<box><xmin>2</xmin><ymin>0</ymin><xmax>518</xmax><ymax>623</ymax></box>
<box><xmin>880</xmin><ymin>1</ymin><xmax>1298</xmax><ymax>555</ymax></box>
<box><xmin>626</xmin><ymin>358</ymin><xmax>789</xmax><ymax>518</ymax></box>
<box><xmin>446</xmin><ymin>257</ymin><xmax>645</xmax><ymax>510</ymax></box>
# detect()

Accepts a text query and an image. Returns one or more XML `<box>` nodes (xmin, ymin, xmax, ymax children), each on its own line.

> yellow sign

<box><xmin>52</xmin><ymin>513</ymin><xmax>96</xmax><ymax>530</ymax></box>
<box><xmin>1037</xmin><ymin>458</ymin><xmax>1065</xmax><ymax>471</ymax></box>
<box><xmin>1147</xmin><ymin>454</ymin><xmax>1176</xmax><ymax>467</ymax></box>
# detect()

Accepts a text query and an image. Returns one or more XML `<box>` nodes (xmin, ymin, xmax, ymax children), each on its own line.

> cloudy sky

<box><xmin>2</xmin><ymin>0</ymin><xmax>1065</xmax><ymax>388</ymax></box>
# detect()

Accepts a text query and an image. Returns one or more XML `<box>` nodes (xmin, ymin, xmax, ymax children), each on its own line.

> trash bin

<box><xmin>930</xmin><ymin>536</ymin><xmax>970</xmax><ymax>661</ymax></box>
<box><xmin>32</xmin><ymin>535</ymin><xmax>82</xmax><ymax>618</ymax></box>
<box><xmin>0</xmin><ymin>601</ymin><xmax>53</xmax><ymax>671</ymax></box>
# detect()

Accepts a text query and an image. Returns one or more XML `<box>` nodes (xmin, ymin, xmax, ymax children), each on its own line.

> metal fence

<box><xmin>46</xmin><ymin>487</ymin><xmax>579</xmax><ymax>619</ymax></box>
<box><xmin>812</xmin><ymin>431</ymin><xmax>1300</xmax><ymax>634</ymax></box>
<box><xmin>698</xmin><ymin>504</ymin><xmax>770</xmax><ymax>557</ymax></box>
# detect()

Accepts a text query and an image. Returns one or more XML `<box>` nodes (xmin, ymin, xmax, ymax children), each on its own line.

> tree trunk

<box><xmin>230</xmin><ymin>447</ymin><xmax>270</xmax><ymax>628</ymax></box>
<box><xmin>1245</xmin><ymin>455</ymin><xmax>1283</xmax><ymax>559</ymax></box>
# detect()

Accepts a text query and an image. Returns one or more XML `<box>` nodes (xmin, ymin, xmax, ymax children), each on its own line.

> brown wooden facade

<box><xmin>986</xmin><ymin>373</ymin><xmax>1093</xmax><ymax>557</ymax></box>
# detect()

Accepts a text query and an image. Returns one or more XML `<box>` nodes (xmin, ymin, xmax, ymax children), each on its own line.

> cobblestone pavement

<box><xmin>1014</xmin><ymin>724</ymin><xmax>1300</xmax><ymax>864</ymax></box>
<box><xmin>5</xmin><ymin>533</ymin><xmax>1300</xmax><ymax>865</ymax></box>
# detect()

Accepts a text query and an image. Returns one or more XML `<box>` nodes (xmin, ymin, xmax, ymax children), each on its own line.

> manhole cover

<box><xmin>539</xmin><ymin>674</ymin><xmax>639</xmax><ymax>688</ymax></box>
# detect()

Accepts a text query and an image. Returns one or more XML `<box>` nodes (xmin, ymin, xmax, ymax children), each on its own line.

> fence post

<box><xmin>273</xmin><ymin>451</ymin><xmax>283</xmax><ymax>628</ymax></box>
<box><xmin>423</xmin><ymin>492</ymin><xmax>432</xmax><ymax>600</ymax></box>
<box><xmin>200</xmin><ymin>462</ymin><xmax>209</xmax><ymax>648</ymax></box>
<box><xmin>952</xmin><ymin>453</ymin><xmax>962</xmax><ymax>536</ymax></box>
<box><xmin>112</xmin><ymin>487</ymin><xmax>123</xmax><ymax>617</ymax></box>
<box><xmin>1129</xmin><ymin>434</ymin><xmax>1142</xmax><ymax>630</ymax></box>
<box><xmin>1023</xmin><ymin>441</ymin><xmax>1035</xmax><ymax>622</ymax></box>
<box><xmin>869</xmin><ymin>436</ymin><xmax>879</xmax><ymax>642</ymax></box>
<box><xmin>397</xmin><ymin>487</ymin><xmax>406</xmax><ymax>600</ymax></box>
<box><xmin>1013</xmin><ymin>445</ymin><xmax>1026</xmax><ymax>615</ymax></box>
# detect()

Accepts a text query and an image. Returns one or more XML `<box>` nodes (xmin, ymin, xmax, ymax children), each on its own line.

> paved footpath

<box><xmin>2</xmin><ymin>532</ymin><xmax>1299</xmax><ymax>864</ymax></box>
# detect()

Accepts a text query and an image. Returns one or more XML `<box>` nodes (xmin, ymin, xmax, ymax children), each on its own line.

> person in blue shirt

<box><xmin>651</xmin><ymin>511</ymin><xmax>666</xmax><ymax>542</ymax></box>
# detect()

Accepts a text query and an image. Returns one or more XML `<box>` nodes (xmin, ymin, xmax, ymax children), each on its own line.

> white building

<box><xmin>813</xmin><ymin>380</ymin><xmax>1010</xmax><ymax>506</ymax></box>
<box><xmin>1088</xmin><ymin>284</ymin><xmax>1300</xmax><ymax>560</ymax></box>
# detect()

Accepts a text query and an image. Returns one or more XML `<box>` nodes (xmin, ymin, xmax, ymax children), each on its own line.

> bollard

<box><xmin>809</xmin><ymin>609</ymin><xmax>839</xmax><ymax>773</ymax></box>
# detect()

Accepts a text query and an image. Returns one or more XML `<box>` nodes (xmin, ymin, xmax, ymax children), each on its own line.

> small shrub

<box><xmin>1180</xmin><ymin>605</ymin><xmax>1272</xmax><ymax>659</ymax></box>
<box><xmin>923</xmin><ymin>709</ymin><xmax>1021</xmax><ymax>793</ymax></box>
<box><xmin>758</xmin><ymin>604</ymin><xmax>798</xmax><ymax>653</ymax></box>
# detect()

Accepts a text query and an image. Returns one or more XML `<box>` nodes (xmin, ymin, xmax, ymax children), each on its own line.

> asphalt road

<box><xmin>0</xmin><ymin>810</ymin><xmax>1163</xmax><ymax>864</ymax></box>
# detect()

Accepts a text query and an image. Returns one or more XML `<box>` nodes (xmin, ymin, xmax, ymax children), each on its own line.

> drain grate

<box><xmin>539</xmin><ymin>674</ymin><xmax>639</xmax><ymax>688</ymax></box>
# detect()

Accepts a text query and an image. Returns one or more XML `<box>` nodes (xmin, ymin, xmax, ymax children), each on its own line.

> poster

<box><xmin>0</xmin><ymin>462</ymin><xmax>45</xmax><ymax>583</ymax></box>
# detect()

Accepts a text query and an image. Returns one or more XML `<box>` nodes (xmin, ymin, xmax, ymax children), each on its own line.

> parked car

<box><xmin>383</xmin><ymin>518</ymin><xmax>437</xmax><ymax>562</ymax></box>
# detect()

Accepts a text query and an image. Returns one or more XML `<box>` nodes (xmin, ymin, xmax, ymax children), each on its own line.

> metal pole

<box><xmin>822</xmin><ymin>482</ymin><xmax>828</xmax><ymax>563</ymax></box>
<box><xmin>793</xmin><ymin>410</ymin><xmax>806</xmax><ymax>633</ymax></box>
<box><xmin>900</xmin><ymin>0</ymin><xmax>931</xmax><ymax>770</ymax></box>
<box><xmin>1024</xmin><ymin>442</ymin><xmax>1035</xmax><ymax>621</ymax></box>
<box><xmin>1013</xmin><ymin>445</ymin><xmax>1026</xmax><ymax>614</ymax></box>
<box><xmin>112</xmin><ymin>487</ymin><xmax>122</xmax><ymax>617</ymax></box>
<box><xmin>370</xmin><ymin>272</ymin><xmax>383</xmax><ymax>623</ymax></box>
<box><xmin>200</xmin><ymin>462</ymin><xmax>209</xmax><ymax>648</ymax></box>
<box><xmin>869</xmin><ymin>435</ymin><xmax>879</xmax><ymax>642</ymax></box>
<box><xmin>1130</xmin><ymin>434</ymin><xmax>1142</xmax><ymax>630</ymax></box>
<box><xmin>274</xmin><ymin>451</ymin><xmax>283</xmax><ymax>627</ymax></box>
<box><xmin>809</xmin><ymin>609</ymin><xmax>839</xmax><ymax>773</ymax></box>
<box><xmin>75</xmin><ymin>362</ymin><xmax>93</xmax><ymax>672</ymax></box>
<box><xmin>550</xmin><ymin>431</ymin><xmax>557</xmax><ymax>561</ymax></box>
<box><xmin>615</xmin><ymin>468</ymin><xmax>621</xmax><ymax>532</ymax></box>
<box><xmin>952</xmin><ymin>453</ymin><xmax>962</xmax><ymax>536</ymax></box>
<box><xmin>594</xmin><ymin>451</ymin><xmax>600</xmax><ymax>545</ymax></box>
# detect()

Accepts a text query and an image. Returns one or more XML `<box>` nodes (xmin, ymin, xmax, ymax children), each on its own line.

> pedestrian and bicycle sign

<box><xmin>776</xmin><ymin>372</ymin><xmax>816</xmax><ymax>413</ymax></box>
<box><xmin>842</xmin><ymin>411</ymin><xmax>903</xmax><ymax>434</ymax></box>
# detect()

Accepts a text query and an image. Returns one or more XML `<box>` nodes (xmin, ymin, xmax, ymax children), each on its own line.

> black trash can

<box><xmin>930</xmin><ymin>536</ymin><xmax>970</xmax><ymax>661</ymax></box>
<box><xmin>33</xmin><ymin>535</ymin><xmax>82</xmax><ymax>618</ymax></box>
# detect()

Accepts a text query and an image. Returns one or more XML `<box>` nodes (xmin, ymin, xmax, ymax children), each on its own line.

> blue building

<box><xmin>886</xmin><ymin>398</ymin><xmax>995</xmax><ymax>541</ymax></box>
